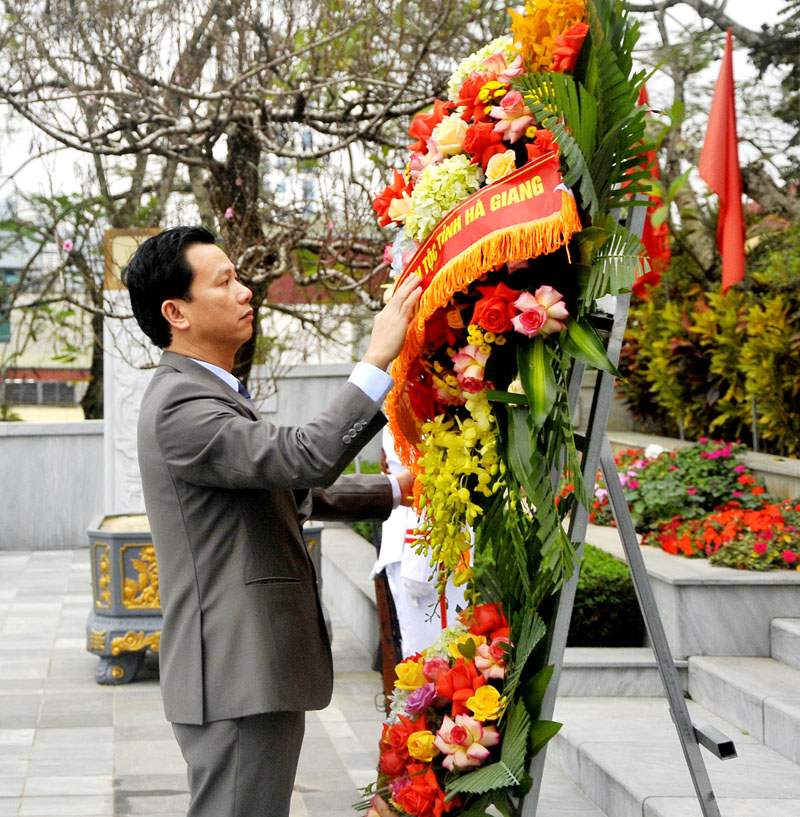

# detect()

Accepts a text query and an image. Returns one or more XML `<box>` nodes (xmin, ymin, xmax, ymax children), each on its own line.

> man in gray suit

<box><xmin>122</xmin><ymin>226</ymin><xmax>421</xmax><ymax>817</ymax></box>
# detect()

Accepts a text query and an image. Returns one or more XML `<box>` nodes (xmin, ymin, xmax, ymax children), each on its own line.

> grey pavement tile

<box><xmin>114</xmin><ymin>740</ymin><xmax>186</xmax><ymax>776</ymax></box>
<box><xmin>114</xmin><ymin>788</ymin><xmax>190</xmax><ymax>816</ymax></box>
<box><xmin>114</xmin><ymin>774</ymin><xmax>188</xmax><ymax>793</ymax></box>
<box><xmin>0</xmin><ymin>776</ymin><xmax>25</xmax><ymax>797</ymax></box>
<box><xmin>114</xmin><ymin>721</ymin><xmax>175</xmax><ymax>742</ymax></box>
<box><xmin>23</xmin><ymin>776</ymin><xmax>111</xmax><ymax>797</ymax></box>
<box><xmin>0</xmin><ymin>694</ymin><xmax>42</xmax><ymax>729</ymax></box>
<box><xmin>37</xmin><ymin>692</ymin><xmax>113</xmax><ymax>729</ymax></box>
<box><xmin>18</xmin><ymin>794</ymin><xmax>114</xmax><ymax>816</ymax></box>
<box><xmin>0</xmin><ymin>656</ymin><xmax>50</xmax><ymax>682</ymax></box>
<box><xmin>300</xmin><ymin>789</ymin><xmax>364</xmax><ymax>815</ymax></box>
<box><xmin>0</xmin><ymin>798</ymin><xmax>20</xmax><ymax>816</ymax></box>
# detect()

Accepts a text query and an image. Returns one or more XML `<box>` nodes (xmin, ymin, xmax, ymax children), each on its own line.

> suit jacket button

<box><xmin>343</xmin><ymin>433</ymin><xmax>353</xmax><ymax>444</ymax></box>
<box><xmin>355</xmin><ymin>420</ymin><xmax>365</xmax><ymax>431</ymax></box>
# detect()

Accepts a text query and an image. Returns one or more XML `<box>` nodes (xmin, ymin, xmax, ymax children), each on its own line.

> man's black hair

<box><xmin>121</xmin><ymin>226</ymin><xmax>217</xmax><ymax>348</ymax></box>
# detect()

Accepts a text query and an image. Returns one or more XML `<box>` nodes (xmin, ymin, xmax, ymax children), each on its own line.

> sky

<box><xmin>0</xmin><ymin>0</ymin><xmax>792</xmax><ymax>201</ymax></box>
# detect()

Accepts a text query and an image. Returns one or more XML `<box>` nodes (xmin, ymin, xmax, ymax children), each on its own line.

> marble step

<box><xmin>772</xmin><ymin>618</ymin><xmax>800</xmax><ymax>670</ymax></box>
<box><xmin>688</xmin><ymin>656</ymin><xmax>800</xmax><ymax>764</ymax></box>
<box><xmin>559</xmin><ymin>648</ymin><xmax>687</xmax><ymax>697</ymax></box>
<box><xmin>549</xmin><ymin>696</ymin><xmax>800</xmax><ymax>817</ymax></box>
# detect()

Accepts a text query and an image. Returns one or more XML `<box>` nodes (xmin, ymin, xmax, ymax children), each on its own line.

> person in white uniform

<box><xmin>374</xmin><ymin>426</ymin><xmax>469</xmax><ymax>657</ymax></box>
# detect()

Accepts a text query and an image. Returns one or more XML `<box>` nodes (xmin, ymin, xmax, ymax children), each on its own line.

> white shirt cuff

<box><xmin>388</xmin><ymin>475</ymin><xmax>401</xmax><ymax>509</ymax></box>
<box><xmin>348</xmin><ymin>361</ymin><xmax>394</xmax><ymax>404</ymax></box>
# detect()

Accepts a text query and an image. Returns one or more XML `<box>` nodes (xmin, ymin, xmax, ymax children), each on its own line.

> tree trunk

<box><xmin>81</xmin><ymin>310</ymin><xmax>104</xmax><ymax>419</ymax></box>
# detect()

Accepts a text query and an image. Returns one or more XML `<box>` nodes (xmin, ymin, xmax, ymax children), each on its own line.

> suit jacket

<box><xmin>137</xmin><ymin>351</ymin><xmax>393</xmax><ymax>725</ymax></box>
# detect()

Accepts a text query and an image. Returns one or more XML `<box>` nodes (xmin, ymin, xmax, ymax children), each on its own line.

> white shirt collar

<box><xmin>190</xmin><ymin>358</ymin><xmax>240</xmax><ymax>394</ymax></box>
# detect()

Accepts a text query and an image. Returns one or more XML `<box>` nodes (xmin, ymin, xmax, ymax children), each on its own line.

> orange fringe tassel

<box><xmin>387</xmin><ymin>190</ymin><xmax>582</xmax><ymax>470</ymax></box>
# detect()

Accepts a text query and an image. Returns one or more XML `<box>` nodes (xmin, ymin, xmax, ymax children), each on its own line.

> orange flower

<box><xmin>435</xmin><ymin>658</ymin><xmax>486</xmax><ymax>717</ymax></box>
<box><xmin>510</xmin><ymin>0</ymin><xmax>587</xmax><ymax>73</ymax></box>
<box><xmin>393</xmin><ymin>763</ymin><xmax>455</xmax><ymax>817</ymax></box>
<box><xmin>373</xmin><ymin>170</ymin><xmax>412</xmax><ymax>227</ymax></box>
<box><xmin>409</xmin><ymin>99</ymin><xmax>454</xmax><ymax>153</ymax></box>
<box><xmin>551</xmin><ymin>22</ymin><xmax>589</xmax><ymax>72</ymax></box>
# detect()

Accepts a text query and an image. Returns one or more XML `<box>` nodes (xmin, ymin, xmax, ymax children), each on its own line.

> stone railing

<box><xmin>0</xmin><ymin>421</ymin><xmax>104</xmax><ymax>549</ymax></box>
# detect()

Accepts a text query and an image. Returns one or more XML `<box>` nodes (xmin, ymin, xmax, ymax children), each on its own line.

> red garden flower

<box><xmin>471</xmin><ymin>283</ymin><xmax>521</xmax><ymax>333</ymax></box>
<box><xmin>462</xmin><ymin>122</ymin><xmax>509</xmax><ymax>169</ymax></box>
<box><xmin>551</xmin><ymin>22</ymin><xmax>589</xmax><ymax>73</ymax></box>
<box><xmin>409</xmin><ymin>99</ymin><xmax>455</xmax><ymax>153</ymax></box>
<box><xmin>373</xmin><ymin>170</ymin><xmax>412</xmax><ymax>227</ymax></box>
<box><xmin>435</xmin><ymin>658</ymin><xmax>486</xmax><ymax>717</ymax></box>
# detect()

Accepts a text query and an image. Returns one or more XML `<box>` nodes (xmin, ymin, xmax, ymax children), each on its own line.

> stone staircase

<box><xmin>551</xmin><ymin>619</ymin><xmax>800</xmax><ymax>817</ymax></box>
<box><xmin>320</xmin><ymin>525</ymin><xmax>800</xmax><ymax>816</ymax></box>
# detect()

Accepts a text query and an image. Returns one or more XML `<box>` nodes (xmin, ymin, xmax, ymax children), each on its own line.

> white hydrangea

<box><xmin>404</xmin><ymin>155</ymin><xmax>483</xmax><ymax>242</ymax></box>
<box><xmin>446</xmin><ymin>35</ymin><xmax>517</xmax><ymax>102</ymax></box>
<box><xmin>422</xmin><ymin>621</ymin><xmax>468</xmax><ymax>660</ymax></box>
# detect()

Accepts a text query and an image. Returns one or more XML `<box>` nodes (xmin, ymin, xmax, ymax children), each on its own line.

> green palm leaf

<box><xmin>445</xmin><ymin>701</ymin><xmax>532</xmax><ymax>798</ymax></box>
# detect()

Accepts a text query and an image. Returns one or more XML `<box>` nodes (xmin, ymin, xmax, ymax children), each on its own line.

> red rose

<box><xmin>384</xmin><ymin>714</ymin><xmax>427</xmax><ymax>760</ymax></box>
<box><xmin>435</xmin><ymin>658</ymin><xmax>486</xmax><ymax>717</ymax></box>
<box><xmin>393</xmin><ymin>763</ymin><xmax>452</xmax><ymax>817</ymax></box>
<box><xmin>552</xmin><ymin>22</ymin><xmax>589</xmax><ymax>73</ymax></box>
<box><xmin>525</xmin><ymin>129</ymin><xmax>559</xmax><ymax>163</ymax></box>
<box><xmin>409</xmin><ymin>99</ymin><xmax>454</xmax><ymax>153</ymax></box>
<box><xmin>379</xmin><ymin>749</ymin><xmax>408</xmax><ymax>778</ymax></box>
<box><xmin>373</xmin><ymin>169</ymin><xmax>412</xmax><ymax>227</ymax></box>
<box><xmin>456</xmin><ymin>72</ymin><xmax>497</xmax><ymax>124</ymax></box>
<box><xmin>462</xmin><ymin>122</ymin><xmax>508</xmax><ymax>169</ymax></box>
<box><xmin>471</xmin><ymin>282</ymin><xmax>521</xmax><ymax>333</ymax></box>
<box><xmin>461</xmin><ymin>602</ymin><xmax>508</xmax><ymax>637</ymax></box>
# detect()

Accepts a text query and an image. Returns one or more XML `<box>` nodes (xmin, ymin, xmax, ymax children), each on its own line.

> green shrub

<box><xmin>566</xmin><ymin>544</ymin><xmax>645</xmax><ymax>647</ymax></box>
<box><xmin>619</xmin><ymin>224</ymin><xmax>800</xmax><ymax>456</ymax></box>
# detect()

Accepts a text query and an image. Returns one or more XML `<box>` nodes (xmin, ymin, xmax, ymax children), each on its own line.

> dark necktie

<box><xmin>237</xmin><ymin>380</ymin><xmax>253</xmax><ymax>404</ymax></box>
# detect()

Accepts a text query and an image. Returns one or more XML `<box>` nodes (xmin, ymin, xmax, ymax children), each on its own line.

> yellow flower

<box><xmin>394</xmin><ymin>658</ymin><xmax>426</xmax><ymax>691</ymax></box>
<box><xmin>407</xmin><ymin>730</ymin><xmax>439</xmax><ymax>762</ymax></box>
<box><xmin>485</xmin><ymin>150</ymin><xmax>517</xmax><ymax>185</ymax></box>
<box><xmin>467</xmin><ymin>685</ymin><xmax>505</xmax><ymax>722</ymax></box>
<box><xmin>431</xmin><ymin>113</ymin><xmax>468</xmax><ymax>156</ymax></box>
<box><xmin>448</xmin><ymin>632</ymin><xmax>487</xmax><ymax>659</ymax></box>
<box><xmin>511</xmin><ymin>0</ymin><xmax>586</xmax><ymax>73</ymax></box>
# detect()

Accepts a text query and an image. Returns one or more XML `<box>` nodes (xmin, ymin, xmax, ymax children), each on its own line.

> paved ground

<box><xmin>0</xmin><ymin>549</ymin><xmax>605</xmax><ymax>817</ymax></box>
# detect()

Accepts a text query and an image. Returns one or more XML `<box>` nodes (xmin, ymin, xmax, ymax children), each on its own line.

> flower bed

<box><xmin>580</xmin><ymin>438</ymin><xmax>800</xmax><ymax>570</ymax></box>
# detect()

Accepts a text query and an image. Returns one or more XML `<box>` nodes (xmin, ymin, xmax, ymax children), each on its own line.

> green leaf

<box><xmin>519</xmin><ymin>664</ymin><xmax>555</xmax><ymax>720</ymax></box>
<box><xmin>445</xmin><ymin>701</ymin><xmax>531</xmax><ymax>798</ymax></box>
<box><xmin>506</xmin><ymin>405</ymin><xmax>537</xmax><ymax>500</ymax></box>
<box><xmin>485</xmin><ymin>389</ymin><xmax>529</xmax><ymax>406</ymax></box>
<box><xmin>667</xmin><ymin>167</ymin><xmax>692</xmax><ymax>202</ymax></box>
<box><xmin>560</xmin><ymin>317</ymin><xmax>620</xmax><ymax>376</ymax></box>
<box><xmin>518</xmin><ymin>336</ymin><xmax>557</xmax><ymax>429</ymax></box>
<box><xmin>502</xmin><ymin>609</ymin><xmax>546</xmax><ymax>708</ymax></box>
<box><xmin>530</xmin><ymin>719</ymin><xmax>563</xmax><ymax>756</ymax></box>
<box><xmin>458</xmin><ymin>637</ymin><xmax>478</xmax><ymax>660</ymax></box>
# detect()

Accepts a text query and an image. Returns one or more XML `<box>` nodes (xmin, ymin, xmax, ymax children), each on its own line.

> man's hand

<box><xmin>396</xmin><ymin>469</ymin><xmax>415</xmax><ymax>507</ymax></box>
<box><xmin>361</xmin><ymin>275</ymin><xmax>422</xmax><ymax>371</ymax></box>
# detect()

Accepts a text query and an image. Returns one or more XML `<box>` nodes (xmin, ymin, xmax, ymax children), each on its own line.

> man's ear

<box><xmin>162</xmin><ymin>299</ymin><xmax>190</xmax><ymax>333</ymax></box>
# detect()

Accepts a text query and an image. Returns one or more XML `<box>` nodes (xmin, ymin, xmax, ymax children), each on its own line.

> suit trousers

<box><xmin>172</xmin><ymin>711</ymin><xmax>305</xmax><ymax>817</ymax></box>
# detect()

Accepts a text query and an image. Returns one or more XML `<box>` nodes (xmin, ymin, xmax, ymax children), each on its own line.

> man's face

<box><xmin>178</xmin><ymin>243</ymin><xmax>254</xmax><ymax>354</ymax></box>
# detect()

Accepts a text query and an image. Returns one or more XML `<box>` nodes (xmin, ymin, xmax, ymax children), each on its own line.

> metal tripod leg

<box><xmin>599</xmin><ymin>435</ymin><xmax>730</xmax><ymax>817</ymax></box>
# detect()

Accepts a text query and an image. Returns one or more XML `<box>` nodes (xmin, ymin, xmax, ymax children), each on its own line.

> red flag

<box><xmin>698</xmin><ymin>29</ymin><xmax>746</xmax><ymax>292</ymax></box>
<box><xmin>633</xmin><ymin>85</ymin><xmax>670</xmax><ymax>298</ymax></box>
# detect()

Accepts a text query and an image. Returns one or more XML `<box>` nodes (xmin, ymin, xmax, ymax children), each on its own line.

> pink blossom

<box><xmin>594</xmin><ymin>487</ymin><xmax>608</xmax><ymax>500</ymax></box>
<box><xmin>687</xmin><ymin>488</ymin><xmax>698</xmax><ymax>495</ymax></box>
<box><xmin>409</xmin><ymin>139</ymin><xmax>444</xmax><ymax>180</ymax></box>
<box><xmin>483</xmin><ymin>52</ymin><xmax>524</xmax><ymax>82</ymax></box>
<box><xmin>388</xmin><ymin>779</ymin><xmax>410</xmax><ymax>796</ymax></box>
<box><xmin>734</xmin><ymin>465</ymin><xmax>745</xmax><ymax>474</ymax></box>
<box><xmin>433</xmin><ymin>714</ymin><xmax>499</xmax><ymax>771</ymax></box>
<box><xmin>224</xmin><ymin>207</ymin><xmax>234</xmax><ymax>219</ymax></box>
<box><xmin>475</xmin><ymin>637</ymin><xmax>509</xmax><ymax>680</ymax></box>
<box><xmin>754</xmin><ymin>542</ymin><xmax>768</xmax><ymax>554</ymax></box>
<box><xmin>422</xmin><ymin>657</ymin><xmax>450</xmax><ymax>683</ymax></box>
<box><xmin>629</xmin><ymin>480</ymin><xmax>640</xmax><ymax>489</ymax></box>
<box><xmin>699</xmin><ymin>437</ymin><xmax>708</xmax><ymax>443</ymax></box>
<box><xmin>511</xmin><ymin>285</ymin><xmax>568</xmax><ymax>337</ymax></box>
<box><xmin>453</xmin><ymin>344</ymin><xmax>490</xmax><ymax>386</ymax></box>
<box><xmin>383</xmin><ymin>244</ymin><xmax>394</xmax><ymax>265</ymax></box>
<box><xmin>366</xmin><ymin>794</ymin><xmax>395</xmax><ymax>817</ymax></box>
<box><xmin>235</xmin><ymin>177</ymin><xmax>243</xmax><ymax>186</ymax></box>
<box><xmin>489</xmin><ymin>90</ymin><xmax>534</xmax><ymax>143</ymax></box>
<box><xmin>732</xmin><ymin>490</ymin><xmax>743</xmax><ymax>498</ymax></box>
<box><xmin>782</xmin><ymin>550</ymin><xmax>797</xmax><ymax>564</ymax></box>
<box><xmin>62</xmin><ymin>239</ymin><xmax>74</xmax><ymax>252</ymax></box>
<box><xmin>668</xmin><ymin>465</ymin><xmax>680</xmax><ymax>471</ymax></box>
<box><xmin>404</xmin><ymin>683</ymin><xmax>437</xmax><ymax>716</ymax></box>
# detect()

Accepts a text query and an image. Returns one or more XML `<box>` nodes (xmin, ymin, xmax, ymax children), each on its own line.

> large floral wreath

<box><xmin>362</xmin><ymin>2</ymin><xmax>650</xmax><ymax>815</ymax></box>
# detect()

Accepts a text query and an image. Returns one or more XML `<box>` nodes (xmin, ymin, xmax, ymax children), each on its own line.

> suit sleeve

<box><xmin>155</xmin><ymin>377</ymin><xmax>386</xmax><ymax>491</ymax></box>
<box><xmin>295</xmin><ymin>474</ymin><xmax>394</xmax><ymax>524</ymax></box>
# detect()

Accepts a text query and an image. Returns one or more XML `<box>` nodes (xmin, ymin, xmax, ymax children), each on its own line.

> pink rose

<box><xmin>511</xmin><ymin>285</ymin><xmax>569</xmax><ymax>337</ymax></box>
